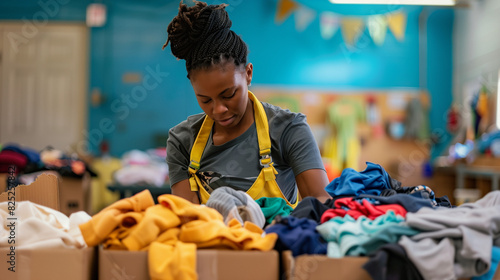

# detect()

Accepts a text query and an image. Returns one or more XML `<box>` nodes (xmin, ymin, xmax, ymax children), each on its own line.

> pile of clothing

<box><xmin>79</xmin><ymin>190</ymin><xmax>278</xmax><ymax>279</ymax></box>
<box><xmin>0</xmin><ymin>144</ymin><xmax>96</xmax><ymax>189</ymax></box>
<box><xmin>0</xmin><ymin>201</ymin><xmax>91</xmax><ymax>249</ymax></box>
<box><xmin>113</xmin><ymin>149</ymin><xmax>169</xmax><ymax>187</ymax></box>
<box><xmin>262</xmin><ymin>162</ymin><xmax>500</xmax><ymax>280</ymax></box>
<box><xmin>0</xmin><ymin>144</ymin><xmax>40</xmax><ymax>175</ymax></box>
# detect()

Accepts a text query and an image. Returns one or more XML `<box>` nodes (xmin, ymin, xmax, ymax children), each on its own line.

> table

<box><xmin>107</xmin><ymin>184</ymin><xmax>171</xmax><ymax>203</ymax></box>
<box><xmin>455</xmin><ymin>164</ymin><xmax>500</xmax><ymax>191</ymax></box>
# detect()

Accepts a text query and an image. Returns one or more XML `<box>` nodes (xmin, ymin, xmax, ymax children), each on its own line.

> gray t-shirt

<box><xmin>166</xmin><ymin>102</ymin><xmax>324</xmax><ymax>204</ymax></box>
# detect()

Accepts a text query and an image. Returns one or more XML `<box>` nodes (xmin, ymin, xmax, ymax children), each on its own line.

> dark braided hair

<box><xmin>163</xmin><ymin>1</ymin><xmax>248</xmax><ymax>78</ymax></box>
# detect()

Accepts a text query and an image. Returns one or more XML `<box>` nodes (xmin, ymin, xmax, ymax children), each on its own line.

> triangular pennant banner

<box><xmin>295</xmin><ymin>5</ymin><xmax>316</xmax><ymax>32</ymax></box>
<box><xmin>387</xmin><ymin>12</ymin><xmax>407</xmax><ymax>41</ymax></box>
<box><xmin>367</xmin><ymin>15</ymin><xmax>388</xmax><ymax>46</ymax></box>
<box><xmin>340</xmin><ymin>18</ymin><xmax>364</xmax><ymax>47</ymax></box>
<box><xmin>275</xmin><ymin>0</ymin><xmax>299</xmax><ymax>24</ymax></box>
<box><xmin>320</xmin><ymin>11</ymin><xmax>340</xmax><ymax>40</ymax></box>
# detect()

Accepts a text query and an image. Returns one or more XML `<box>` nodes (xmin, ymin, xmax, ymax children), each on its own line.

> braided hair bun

<box><xmin>163</xmin><ymin>1</ymin><xmax>248</xmax><ymax>75</ymax></box>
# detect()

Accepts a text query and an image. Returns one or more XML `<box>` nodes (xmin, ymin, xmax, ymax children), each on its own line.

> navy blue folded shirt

<box><xmin>265</xmin><ymin>215</ymin><xmax>327</xmax><ymax>256</ymax></box>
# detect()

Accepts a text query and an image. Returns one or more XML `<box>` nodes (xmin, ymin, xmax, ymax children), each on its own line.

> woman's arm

<box><xmin>171</xmin><ymin>179</ymin><xmax>200</xmax><ymax>204</ymax></box>
<box><xmin>295</xmin><ymin>168</ymin><xmax>331</xmax><ymax>203</ymax></box>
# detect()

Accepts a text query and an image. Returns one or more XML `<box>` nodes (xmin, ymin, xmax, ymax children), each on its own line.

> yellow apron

<box><xmin>188</xmin><ymin>91</ymin><xmax>299</xmax><ymax>208</ymax></box>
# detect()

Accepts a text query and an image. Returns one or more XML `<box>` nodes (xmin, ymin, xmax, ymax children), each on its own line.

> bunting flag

<box><xmin>295</xmin><ymin>5</ymin><xmax>316</xmax><ymax>32</ymax></box>
<box><xmin>387</xmin><ymin>12</ymin><xmax>407</xmax><ymax>41</ymax></box>
<box><xmin>275</xmin><ymin>2</ymin><xmax>408</xmax><ymax>47</ymax></box>
<box><xmin>320</xmin><ymin>12</ymin><xmax>340</xmax><ymax>40</ymax></box>
<box><xmin>340</xmin><ymin>18</ymin><xmax>364</xmax><ymax>47</ymax></box>
<box><xmin>275</xmin><ymin>0</ymin><xmax>299</xmax><ymax>24</ymax></box>
<box><xmin>367</xmin><ymin>15</ymin><xmax>388</xmax><ymax>46</ymax></box>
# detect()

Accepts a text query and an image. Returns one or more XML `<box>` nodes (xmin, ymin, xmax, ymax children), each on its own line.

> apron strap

<box><xmin>248</xmin><ymin>91</ymin><xmax>272</xmax><ymax>158</ymax></box>
<box><xmin>188</xmin><ymin>91</ymin><xmax>277</xmax><ymax>195</ymax></box>
<box><xmin>188</xmin><ymin>116</ymin><xmax>214</xmax><ymax>192</ymax></box>
<box><xmin>248</xmin><ymin>91</ymin><xmax>276</xmax><ymax>182</ymax></box>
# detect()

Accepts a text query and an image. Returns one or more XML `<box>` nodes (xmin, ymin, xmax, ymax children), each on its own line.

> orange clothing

<box><xmin>149</xmin><ymin>228</ymin><xmax>197</xmax><ymax>280</ymax></box>
<box><xmin>122</xmin><ymin>204</ymin><xmax>181</xmax><ymax>251</ymax></box>
<box><xmin>78</xmin><ymin>190</ymin><xmax>154</xmax><ymax>247</ymax></box>
<box><xmin>180</xmin><ymin>218</ymin><xmax>277</xmax><ymax>251</ymax></box>
<box><xmin>157</xmin><ymin>194</ymin><xmax>224</xmax><ymax>222</ymax></box>
<box><xmin>80</xmin><ymin>192</ymin><xmax>276</xmax><ymax>280</ymax></box>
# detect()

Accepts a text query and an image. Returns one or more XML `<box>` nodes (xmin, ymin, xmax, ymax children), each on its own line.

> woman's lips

<box><xmin>217</xmin><ymin>116</ymin><xmax>235</xmax><ymax>126</ymax></box>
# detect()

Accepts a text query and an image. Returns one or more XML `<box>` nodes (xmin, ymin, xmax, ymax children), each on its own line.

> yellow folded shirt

<box><xmin>79</xmin><ymin>190</ymin><xmax>155</xmax><ymax>247</ymax></box>
<box><xmin>149</xmin><ymin>240</ymin><xmax>197</xmax><ymax>280</ymax></box>
<box><xmin>158</xmin><ymin>194</ymin><xmax>223</xmax><ymax>223</ymax></box>
<box><xmin>179</xmin><ymin>218</ymin><xmax>277</xmax><ymax>251</ymax></box>
<box><xmin>122</xmin><ymin>204</ymin><xmax>181</xmax><ymax>251</ymax></box>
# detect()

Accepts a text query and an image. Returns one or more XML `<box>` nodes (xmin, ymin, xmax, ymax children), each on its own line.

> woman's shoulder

<box><xmin>168</xmin><ymin>112</ymin><xmax>206</xmax><ymax>139</ymax></box>
<box><xmin>261</xmin><ymin>101</ymin><xmax>307</xmax><ymax>127</ymax></box>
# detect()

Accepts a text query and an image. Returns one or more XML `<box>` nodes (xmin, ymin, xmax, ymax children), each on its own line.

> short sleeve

<box><xmin>280</xmin><ymin>114</ymin><xmax>325</xmax><ymax>176</ymax></box>
<box><xmin>166</xmin><ymin>129</ymin><xmax>190</xmax><ymax>186</ymax></box>
<box><xmin>166</xmin><ymin>114</ymin><xmax>205</xmax><ymax>186</ymax></box>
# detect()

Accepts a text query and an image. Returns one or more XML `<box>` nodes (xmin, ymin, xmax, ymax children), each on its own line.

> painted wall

<box><xmin>424</xmin><ymin>7</ymin><xmax>454</xmax><ymax>160</ymax></box>
<box><xmin>0</xmin><ymin>0</ymin><xmax>454</xmax><ymax>158</ymax></box>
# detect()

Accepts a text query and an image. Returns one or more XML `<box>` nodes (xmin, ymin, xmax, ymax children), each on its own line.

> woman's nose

<box><xmin>213</xmin><ymin>99</ymin><xmax>228</xmax><ymax>115</ymax></box>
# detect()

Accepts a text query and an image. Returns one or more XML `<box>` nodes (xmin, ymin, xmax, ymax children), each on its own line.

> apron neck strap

<box><xmin>189</xmin><ymin>91</ymin><xmax>272</xmax><ymax>172</ymax></box>
<box><xmin>248</xmin><ymin>91</ymin><xmax>272</xmax><ymax>159</ymax></box>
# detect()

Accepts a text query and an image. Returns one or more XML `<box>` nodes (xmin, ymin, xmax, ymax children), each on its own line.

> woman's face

<box><xmin>190</xmin><ymin>62</ymin><xmax>253</xmax><ymax>130</ymax></box>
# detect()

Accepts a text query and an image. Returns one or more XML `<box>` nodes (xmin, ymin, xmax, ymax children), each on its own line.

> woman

<box><xmin>164</xmin><ymin>1</ymin><xmax>331</xmax><ymax>207</ymax></box>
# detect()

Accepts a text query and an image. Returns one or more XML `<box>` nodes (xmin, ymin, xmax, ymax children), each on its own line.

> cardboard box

<box><xmin>0</xmin><ymin>173</ymin><xmax>8</xmax><ymax>192</ymax></box>
<box><xmin>0</xmin><ymin>247</ymin><xmax>97</xmax><ymax>280</ymax></box>
<box><xmin>282</xmin><ymin>251</ymin><xmax>500</xmax><ymax>280</ymax></box>
<box><xmin>282</xmin><ymin>251</ymin><xmax>370</xmax><ymax>280</ymax></box>
<box><xmin>0</xmin><ymin>171</ymin><xmax>90</xmax><ymax>216</ymax></box>
<box><xmin>0</xmin><ymin>173</ymin><xmax>97</xmax><ymax>280</ymax></box>
<box><xmin>99</xmin><ymin>247</ymin><xmax>279</xmax><ymax>280</ymax></box>
<box><xmin>0</xmin><ymin>173</ymin><xmax>60</xmax><ymax>210</ymax></box>
<box><xmin>59</xmin><ymin>172</ymin><xmax>91</xmax><ymax>216</ymax></box>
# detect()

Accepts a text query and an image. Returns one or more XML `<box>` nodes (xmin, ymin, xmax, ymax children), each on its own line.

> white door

<box><xmin>0</xmin><ymin>23</ymin><xmax>88</xmax><ymax>152</ymax></box>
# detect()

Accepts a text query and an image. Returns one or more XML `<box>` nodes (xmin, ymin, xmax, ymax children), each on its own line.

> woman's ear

<box><xmin>245</xmin><ymin>63</ymin><xmax>253</xmax><ymax>86</ymax></box>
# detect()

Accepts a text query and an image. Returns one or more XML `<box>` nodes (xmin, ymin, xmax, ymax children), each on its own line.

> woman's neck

<box><xmin>212</xmin><ymin>99</ymin><xmax>254</xmax><ymax>146</ymax></box>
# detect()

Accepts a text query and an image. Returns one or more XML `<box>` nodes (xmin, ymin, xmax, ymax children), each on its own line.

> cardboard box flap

<box><xmin>196</xmin><ymin>249</ymin><xmax>279</xmax><ymax>280</ymax></box>
<box><xmin>99</xmin><ymin>248</ymin><xmax>279</xmax><ymax>280</ymax></box>
<box><xmin>0</xmin><ymin>173</ymin><xmax>60</xmax><ymax>211</ymax></box>
<box><xmin>289</xmin><ymin>252</ymin><xmax>371</xmax><ymax>280</ymax></box>
<box><xmin>0</xmin><ymin>247</ymin><xmax>96</xmax><ymax>280</ymax></box>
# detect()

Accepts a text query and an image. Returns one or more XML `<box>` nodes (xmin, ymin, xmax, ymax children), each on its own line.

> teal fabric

<box><xmin>316</xmin><ymin>211</ymin><xmax>417</xmax><ymax>258</ymax></box>
<box><xmin>355</xmin><ymin>222</ymin><xmax>419</xmax><ymax>256</ymax></box>
<box><xmin>256</xmin><ymin>197</ymin><xmax>293</xmax><ymax>224</ymax></box>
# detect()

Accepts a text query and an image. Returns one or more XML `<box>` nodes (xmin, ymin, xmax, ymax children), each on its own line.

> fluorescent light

<box><xmin>329</xmin><ymin>0</ymin><xmax>456</xmax><ymax>5</ymax></box>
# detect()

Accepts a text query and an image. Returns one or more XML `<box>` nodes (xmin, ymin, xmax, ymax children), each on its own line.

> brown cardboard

<box><xmin>283</xmin><ymin>251</ymin><xmax>500</xmax><ymax>280</ymax></box>
<box><xmin>494</xmin><ymin>266</ymin><xmax>500</xmax><ymax>280</ymax></box>
<box><xmin>0</xmin><ymin>173</ymin><xmax>8</xmax><ymax>192</ymax></box>
<box><xmin>59</xmin><ymin>172</ymin><xmax>91</xmax><ymax>216</ymax></box>
<box><xmin>0</xmin><ymin>173</ymin><xmax>59</xmax><ymax>211</ymax></box>
<box><xmin>196</xmin><ymin>250</ymin><xmax>279</xmax><ymax>280</ymax></box>
<box><xmin>99</xmin><ymin>247</ymin><xmax>279</xmax><ymax>280</ymax></box>
<box><xmin>99</xmin><ymin>248</ymin><xmax>148</xmax><ymax>280</ymax></box>
<box><xmin>283</xmin><ymin>251</ymin><xmax>371</xmax><ymax>280</ymax></box>
<box><xmin>282</xmin><ymin>250</ymin><xmax>294</xmax><ymax>280</ymax></box>
<box><xmin>0</xmin><ymin>247</ymin><xmax>97</xmax><ymax>280</ymax></box>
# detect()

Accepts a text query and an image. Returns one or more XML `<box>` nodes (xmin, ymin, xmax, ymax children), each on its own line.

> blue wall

<box><xmin>0</xmin><ymin>0</ymin><xmax>89</xmax><ymax>21</ymax></box>
<box><xmin>245</xmin><ymin>1</ymin><xmax>421</xmax><ymax>88</ymax></box>
<box><xmin>425</xmin><ymin>8</ymin><xmax>454</xmax><ymax>160</ymax></box>
<box><xmin>0</xmin><ymin>0</ymin><xmax>454</xmax><ymax>158</ymax></box>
